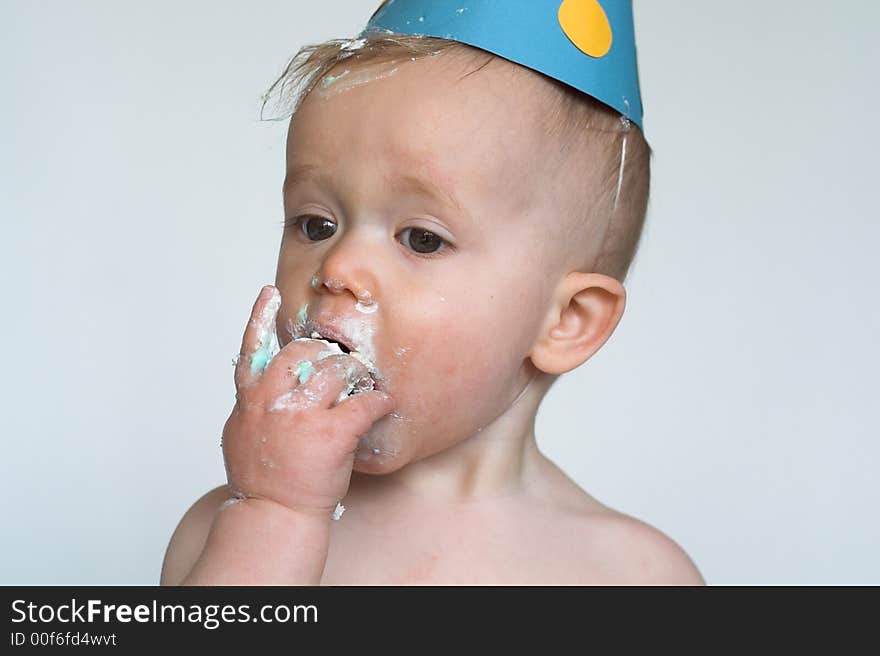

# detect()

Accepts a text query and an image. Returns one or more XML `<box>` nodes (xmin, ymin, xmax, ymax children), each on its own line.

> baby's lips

<box><xmin>290</xmin><ymin>336</ymin><xmax>347</xmax><ymax>361</ymax></box>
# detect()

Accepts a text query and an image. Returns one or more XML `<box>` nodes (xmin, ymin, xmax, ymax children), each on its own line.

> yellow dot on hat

<box><xmin>557</xmin><ymin>0</ymin><xmax>613</xmax><ymax>58</ymax></box>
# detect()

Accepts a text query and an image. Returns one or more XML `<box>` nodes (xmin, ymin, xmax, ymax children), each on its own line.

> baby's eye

<box><xmin>398</xmin><ymin>227</ymin><xmax>448</xmax><ymax>256</ymax></box>
<box><xmin>289</xmin><ymin>214</ymin><xmax>336</xmax><ymax>241</ymax></box>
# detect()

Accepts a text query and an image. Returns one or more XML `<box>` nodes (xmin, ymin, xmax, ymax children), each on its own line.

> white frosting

<box><xmin>296</xmin><ymin>335</ymin><xmax>344</xmax><ymax>360</ymax></box>
<box><xmin>331</xmin><ymin>502</ymin><xmax>346</xmax><ymax>521</ymax></box>
<box><xmin>289</xmin><ymin>336</ymin><xmax>375</xmax><ymax>404</ymax></box>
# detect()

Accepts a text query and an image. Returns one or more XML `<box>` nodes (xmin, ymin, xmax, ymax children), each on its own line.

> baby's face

<box><xmin>276</xmin><ymin>51</ymin><xmax>569</xmax><ymax>472</ymax></box>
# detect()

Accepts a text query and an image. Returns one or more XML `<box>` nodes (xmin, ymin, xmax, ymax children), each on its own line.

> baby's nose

<box><xmin>317</xmin><ymin>275</ymin><xmax>377</xmax><ymax>311</ymax></box>
<box><xmin>313</xmin><ymin>225</ymin><xmax>383</xmax><ymax>303</ymax></box>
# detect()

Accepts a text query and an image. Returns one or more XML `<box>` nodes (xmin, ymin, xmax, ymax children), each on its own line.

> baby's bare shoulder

<box><xmin>159</xmin><ymin>484</ymin><xmax>231</xmax><ymax>585</ymax></box>
<box><xmin>524</xmin><ymin>461</ymin><xmax>704</xmax><ymax>584</ymax></box>
<box><xmin>557</xmin><ymin>507</ymin><xmax>705</xmax><ymax>585</ymax></box>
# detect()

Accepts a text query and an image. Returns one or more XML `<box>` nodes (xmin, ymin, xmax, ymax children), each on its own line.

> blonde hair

<box><xmin>260</xmin><ymin>33</ymin><xmax>651</xmax><ymax>283</ymax></box>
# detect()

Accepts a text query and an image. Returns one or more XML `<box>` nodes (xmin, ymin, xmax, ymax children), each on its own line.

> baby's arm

<box><xmin>178</xmin><ymin>491</ymin><xmax>332</xmax><ymax>585</ymax></box>
<box><xmin>161</xmin><ymin>485</ymin><xmax>334</xmax><ymax>585</ymax></box>
<box><xmin>160</xmin><ymin>485</ymin><xmax>227</xmax><ymax>585</ymax></box>
<box><xmin>161</xmin><ymin>286</ymin><xmax>394</xmax><ymax>585</ymax></box>
<box><xmin>162</xmin><ymin>485</ymin><xmax>323</xmax><ymax>585</ymax></box>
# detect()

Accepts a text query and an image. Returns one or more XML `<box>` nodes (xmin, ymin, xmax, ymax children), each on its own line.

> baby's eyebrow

<box><xmin>386</xmin><ymin>172</ymin><xmax>468</xmax><ymax>218</ymax></box>
<box><xmin>282</xmin><ymin>163</ymin><xmax>326</xmax><ymax>195</ymax></box>
<box><xmin>282</xmin><ymin>163</ymin><xmax>468</xmax><ymax>218</ymax></box>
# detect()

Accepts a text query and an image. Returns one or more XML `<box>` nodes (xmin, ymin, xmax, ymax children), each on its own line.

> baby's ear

<box><xmin>529</xmin><ymin>272</ymin><xmax>626</xmax><ymax>375</ymax></box>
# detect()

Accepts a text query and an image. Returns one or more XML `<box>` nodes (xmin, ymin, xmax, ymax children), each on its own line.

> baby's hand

<box><xmin>221</xmin><ymin>285</ymin><xmax>394</xmax><ymax>520</ymax></box>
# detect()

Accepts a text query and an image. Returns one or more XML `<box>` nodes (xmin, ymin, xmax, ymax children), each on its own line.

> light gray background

<box><xmin>2</xmin><ymin>1</ymin><xmax>877</xmax><ymax>584</ymax></box>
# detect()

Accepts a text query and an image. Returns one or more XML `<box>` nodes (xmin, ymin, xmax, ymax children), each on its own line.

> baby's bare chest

<box><xmin>320</xmin><ymin>508</ymin><xmax>604</xmax><ymax>585</ymax></box>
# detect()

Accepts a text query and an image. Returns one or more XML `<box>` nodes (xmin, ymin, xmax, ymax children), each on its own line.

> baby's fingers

<box><xmin>268</xmin><ymin>354</ymin><xmax>372</xmax><ymax>412</ymax></box>
<box><xmin>235</xmin><ymin>285</ymin><xmax>281</xmax><ymax>389</ymax></box>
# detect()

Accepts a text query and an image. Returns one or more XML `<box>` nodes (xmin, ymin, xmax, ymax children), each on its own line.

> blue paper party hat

<box><xmin>362</xmin><ymin>0</ymin><xmax>644</xmax><ymax>130</ymax></box>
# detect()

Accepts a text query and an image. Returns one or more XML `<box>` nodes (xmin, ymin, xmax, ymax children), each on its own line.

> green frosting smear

<box><xmin>295</xmin><ymin>360</ymin><xmax>315</xmax><ymax>384</ymax></box>
<box><xmin>249</xmin><ymin>342</ymin><xmax>274</xmax><ymax>375</ymax></box>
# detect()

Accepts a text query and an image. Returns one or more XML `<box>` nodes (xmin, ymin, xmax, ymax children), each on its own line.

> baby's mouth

<box><xmin>313</xmin><ymin>332</ymin><xmax>351</xmax><ymax>354</ymax></box>
<box><xmin>289</xmin><ymin>318</ymin><xmax>382</xmax><ymax>391</ymax></box>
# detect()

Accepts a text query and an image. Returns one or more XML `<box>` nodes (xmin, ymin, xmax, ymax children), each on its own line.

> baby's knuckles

<box><xmin>222</xmin><ymin>400</ymin><xmax>348</xmax><ymax>512</ymax></box>
<box><xmin>252</xmin><ymin>340</ymin><xmax>358</xmax><ymax>399</ymax></box>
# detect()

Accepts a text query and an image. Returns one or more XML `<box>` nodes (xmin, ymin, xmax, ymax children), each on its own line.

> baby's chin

<box><xmin>351</xmin><ymin>419</ymin><xmax>412</xmax><ymax>474</ymax></box>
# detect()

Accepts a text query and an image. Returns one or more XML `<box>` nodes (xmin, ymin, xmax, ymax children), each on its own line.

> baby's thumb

<box><xmin>332</xmin><ymin>390</ymin><xmax>395</xmax><ymax>443</ymax></box>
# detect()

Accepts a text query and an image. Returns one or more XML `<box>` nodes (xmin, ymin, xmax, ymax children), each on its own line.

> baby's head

<box><xmin>262</xmin><ymin>29</ymin><xmax>649</xmax><ymax>474</ymax></box>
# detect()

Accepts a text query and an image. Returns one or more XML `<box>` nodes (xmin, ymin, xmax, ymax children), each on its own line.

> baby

<box><xmin>161</xmin><ymin>0</ymin><xmax>704</xmax><ymax>584</ymax></box>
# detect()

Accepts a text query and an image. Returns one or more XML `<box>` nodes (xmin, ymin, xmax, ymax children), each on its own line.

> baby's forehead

<box><xmin>295</xmin><ymin>51</ymin><xmax>561</xmax><ymax>185</ymax></box>
<box><xmin>314</xmin><ymin>48</ymin><xmax>555</xmax><ymax>133</ymax></box>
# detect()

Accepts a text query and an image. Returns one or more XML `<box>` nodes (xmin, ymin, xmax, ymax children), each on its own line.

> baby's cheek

<box><xmin>357</xmin><ymin>320</ymin><xmax>525</xmax><ymax>470</ymax></box>
<box><xmin>383</xmin><ymin>285</ymin><xmax>526</xmax><ymax>404</ymax></box>
<box><xmin>409</xmin><ymin>334</ymin><xmax>509</xmax><ymax>419</ymax></box>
